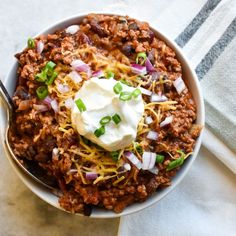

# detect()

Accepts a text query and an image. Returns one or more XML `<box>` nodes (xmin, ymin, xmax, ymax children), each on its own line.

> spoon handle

<box><xmin>0</xmin><ymin>79</ymin><xmax>14</xmax><ymax>120</ymax></box>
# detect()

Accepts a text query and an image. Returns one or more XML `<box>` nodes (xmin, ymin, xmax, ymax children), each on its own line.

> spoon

<box><xmin>0</xmin><ymin>79</ymin><xmax>58</xmax><ymax>190</ymax></box>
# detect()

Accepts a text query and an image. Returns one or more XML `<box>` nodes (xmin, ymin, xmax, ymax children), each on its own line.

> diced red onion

<box><xmin>50</xmin><ymin>99</ymin><xmax>59</xmax><ymax>113</ymax></box>
<box><xmin>142</xmin><ymin>151</ymin><xmax>156</xmax><ymax>170</ymax></box>
<box><xmin>148</xmin><ymin>166</ymin><xmax>159</xmax><ymax>175</ymax></box>
<box><xmin>150</xmin><ymin>93</ymin><xmax>168</xmax><ymax>102</ymax></box>
<box><xmin>124</xmin><ymin>151</ymin><xmax>142</xmax><ymax>170</ymax></box>
<box><xmin>64</xmin><ymin>98</ymin><xmax>74</xmax><ymax>109</ymax></box>
<box><xmin>131</xmin><ymin>63</ymin><xmax>147</xmax><ymax>75</ymax></box>
<box><xmin>43</xmin><ymin>96</ymin><xmax>53</xmax><ymax>107</ymax></box>
<box><xmin>160</xmin><ymin>116</ymin><xmax>173</xmax><ymax>128</ymax></box>
<box><xmin>65</xmin><ymin>25</ymin><xmax>80</xmax><ymax>34</ymax></box>
<box><xmin>147</xmin><ymin>130</ymin><xmax>158</xmax><ymax>140</ymax></box>
<box><xmin>139</xmin><ymin>87</ymin><xmax>152</xmax><ymax>96</ymax></box>
<box><xmin>86</xmin><ymin>68</ymin><xmax>92</xmax><ymax>78</ymax></box>
<box><xmin>124</xmin><ymin>163</ymin><xmax>131</xmax><ymax>171</ymax></box>
<box><xmin>71</xmin><ymin>59</ymin><xmax>90</xmax><ymax>72</ymax></box>
<box><xmin>145</xmin><ymin>58</ymin><xmax>155</xmax><ymax>73</ymax></box>
<box><xmin>36</xmin><ymin>41</ymin><xmax>44</xmax><ymax>54</ymax></box>
<box><xmin>145</xmin><ymin>116</ymin><xmax>153</xmax><ymax>125</ymax></box>
<box><xmin>69</xmin><ymin>71</ymin><xmax>82</xmax><ymax>84</ymax></box>
<box><xmin>173</xmin><ymin>77</ymin><xmax>186</xmax><ymax>94</ymax></box>
<box><xmin>33</xmin><ymin>104</ymin><xmax>49</xmax><ymax>112</ymax></box>
<box><xmin>92</xmin><ymin>70</ymin><xmax>104</xmax><ymax>78</ymax></box>
<box><xmin>67</xmin><ymin>169</ymin><xmax>78</xmax><ymax>174</ymax></box>
<box><xmin>57</xmin><ymin>84</ymin><xmax>70</xmax><ymax>93</ymax></box>
<box><xmin>86</xmin><ymin>172</ymin><xmax>98</xmax><ymax>180</ymax></box>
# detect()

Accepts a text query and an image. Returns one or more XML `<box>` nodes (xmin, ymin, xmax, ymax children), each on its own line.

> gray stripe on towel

<box><xmin>175</xmin><ymin>0</ymin><xmax>222</xmax><ymax>47</ymax></box>
<box><xmin>196</xmin><ymin>17</ymin><xmax>236</xmax><ymax>80</ymax></box>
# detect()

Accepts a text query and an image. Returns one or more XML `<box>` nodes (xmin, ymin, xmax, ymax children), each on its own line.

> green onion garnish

<box><xmin>156</xmin><ymin>154</ymin><xmax>164</xmax><ymax>164</ymax></box>
<box><xmin>112</xmin><ymin>113</ymin><xmax>121</xmax><ymax>125</ymax></box>
<box><xmin>119</xmin><ymin>91</ymin><xmax>132</xmax><ymax>101</ymax></box>
<box><xmin>75</xmin><ymin>98</ymin><xmax>86</xmax><ymax>112</ymax></box>
<box><xmin>136</xmin><ymin>52</ymin><xmax>147</xmax><ymax>65</ymax></box>
<box><xmin>27</xmin><ymin>38</ymin><xmax>35</xmax><ymax>48</ymax></box>
<box><xmin>94</xmin><ymin>126</ymin><xmax>105</xmax><ymax>137</ymax></box>
<box><xmin>132</xmin><ymin>88</ymin><xmax>141</xmax><ymax>98</ymax></box>
<box><xmin>45</xmin><ymin>61</ymin><xmax>56</xmax><ymax>71</ymax></box>
<box><xmin>35</xmin><ymin>70</ymin><xmax>48</xmax><ymax>82</ymax></box>
<box><xmin>105</xmin><ymin>71</ymin><xmax>114</xmax><ymax>79</ymax></box>
<box><xmin>35</xmin><ymin>61</ymin><xmax>58</xmax><ymax>85</ymax></box>
<box><xmin>45</xmin><ymin>71</ymin><xmax>58</xmax><ymax>85</ymax></box>
<box><xmin>166</xmin><ymin>157</ymin><xmax>184</xmax><ymax>171</ymax></box>
<box><xmin>36</xmin><ymin>86</ymin><xmax>48</xmax><ymax>100</ymax></box>
<box><xmin>110</xmin><ymin>151</ymin><xmax>119</xmax><ymax>161</ymax></box>
<box><xmin>113</xmin><ymin>82</ymin><xmax>122</xmax><ymax>94</ymax></box>
<box><xmin>100</xmin><ymin>116</ymin><xmax>111</xmax><ymax>125</ymax></box>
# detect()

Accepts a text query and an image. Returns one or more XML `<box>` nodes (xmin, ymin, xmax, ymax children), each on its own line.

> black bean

<box><xmin>90</xmin><ymin>20</ymin><xmax>108</xmax><ymax>37</ymax></box>
<box><xmin>78</xmin><ymin>33</ymin><xmax>91</xmax><ymax>44</ymax></box>
<box><xmin>122</xmin><ymin>44</ymin><xmax>135</xmax><ymax>56</ymax></box>
<box><xmin>128</xmin><ymin>22</ymin><xmax>139</xmax><ymax>30</ymax></box>
<box><xmin>34</xmin><ymin>153</ymin><xmax>50</xmax><ymax>163</ymax></box>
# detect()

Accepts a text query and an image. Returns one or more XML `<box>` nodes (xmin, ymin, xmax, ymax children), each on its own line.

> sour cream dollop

<box><xmin>71</xmin><ymin>77</ymin><xmax>144</xmax><ymax>151</ymax></box>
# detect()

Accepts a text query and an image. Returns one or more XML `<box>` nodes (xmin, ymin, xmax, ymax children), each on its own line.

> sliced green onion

<box><xmin>44</xmin><ymin>61</ymin><xmax>56</xmax><ymax>77</ymax></box>
<box><xmin>113</xmin><ymin>82</ymin><xmax>122</xmax><ymax>94</ymax></box>
<box><xmin>166</xmin><ymin>157</ymin><xmax>184</xmax><ymax>171</ymax></box>
<box><xmin>36</xmin><ymin>86</ymin><xmax>48</xmax><ymax>100</ymax></box>
<box><xmin>112</xmin><ymin>113</ymin><xmax>121</xmax><ymax>125</ymax></box>
<box><xmin>46</xmin><ymin>61</ymin><xmax>56</xmax><ymax>71</ymax></box>
<box><xmin>156</xmin><ymin>154</ymin><xmax>164</xmax><ymax>164</ymax></box>
<box><xmin>94</xmin><ymin>126</ymin><xmax>105</xmax><ymax>137</ymax></box>
<box><xmin>119</xmin><ymin>91</ymin><xmax>132</xmax><ymax>101</ymax></box>
<box><xmin>27</xmin><ymin>38</ymin><xmax>35</xmax><ymax>48</ymax></box>
<box><xmin>105</xmin><ymin>71</ymin><xmax>114</xmax><ymax>79</ymax></box>
<box><xmin>136</xmin><ymin>52</ymin><xmax>147</xmax><ymax>65</ymax></box>
<box><xmin>100</xmin><ymin>116</ymin><xmax>111</xmax><ymax>125</ymax></box>
<box><xmin>75</xmin><ymin>98</ymin><xmax>86</xmax><ymax>112</ymax></box>
<box><xmin>45</xmin><ymin>71</ymin><xmax>58</xmax><ymax>85</ymax></box>
<box><xmin>35</xmin><ymin>61</ymin><xmax>57</xmax><ymax>83</ymax></box>
<box><xmin>110</xmin><ymin>151</ymin><xmax>119</xmax><ymax>161</ymax></box>
<box><xmin>132</xmin><ymin>88</ymin><xmax>141</xmax><ymax>98</ymax></box>
<box><xmin>35</xmin><ymin>70</ymin><xmax>48</xmax><ymax>82</ymax></box>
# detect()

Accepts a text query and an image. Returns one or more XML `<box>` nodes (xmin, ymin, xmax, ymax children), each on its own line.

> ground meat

<box><xmin>9</xmin><ymin>14</ymin><xmax>201</xmax><ymax>216</ymax></box>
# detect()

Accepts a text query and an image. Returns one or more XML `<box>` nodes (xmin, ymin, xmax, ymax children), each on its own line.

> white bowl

<box><xmin>0</xmin><ymin>13</ymin><xmax>205</xmax><ymax>218</ymax></box>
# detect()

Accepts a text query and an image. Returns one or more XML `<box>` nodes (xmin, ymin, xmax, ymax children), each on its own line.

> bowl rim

<box><xmin>1</xmin><ymin>12</ymin><xmax>205</xmax><ymax>218</ymax></box>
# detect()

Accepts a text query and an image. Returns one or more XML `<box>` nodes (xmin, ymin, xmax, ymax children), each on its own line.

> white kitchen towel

<box><xmin>118</xmin><ymin>147</ymin><xmax>236</xmax><ymax>236</ymax></box>
<box><xmin>119</xmin><ymin>0</ymin><xmax>236</xmax><ymax>235</ymax></box>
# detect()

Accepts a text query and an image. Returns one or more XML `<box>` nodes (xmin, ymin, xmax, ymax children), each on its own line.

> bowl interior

<box><xmin>0</xmin><ymin>13</ymin><xmax>204</xmax><ymax>218</ymax></box>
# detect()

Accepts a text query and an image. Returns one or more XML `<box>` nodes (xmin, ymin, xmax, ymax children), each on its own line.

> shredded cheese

<box><xmin>48</xmin><ymin>44</ymin><xmax>179</xmax><ymax>185</ymax></box>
